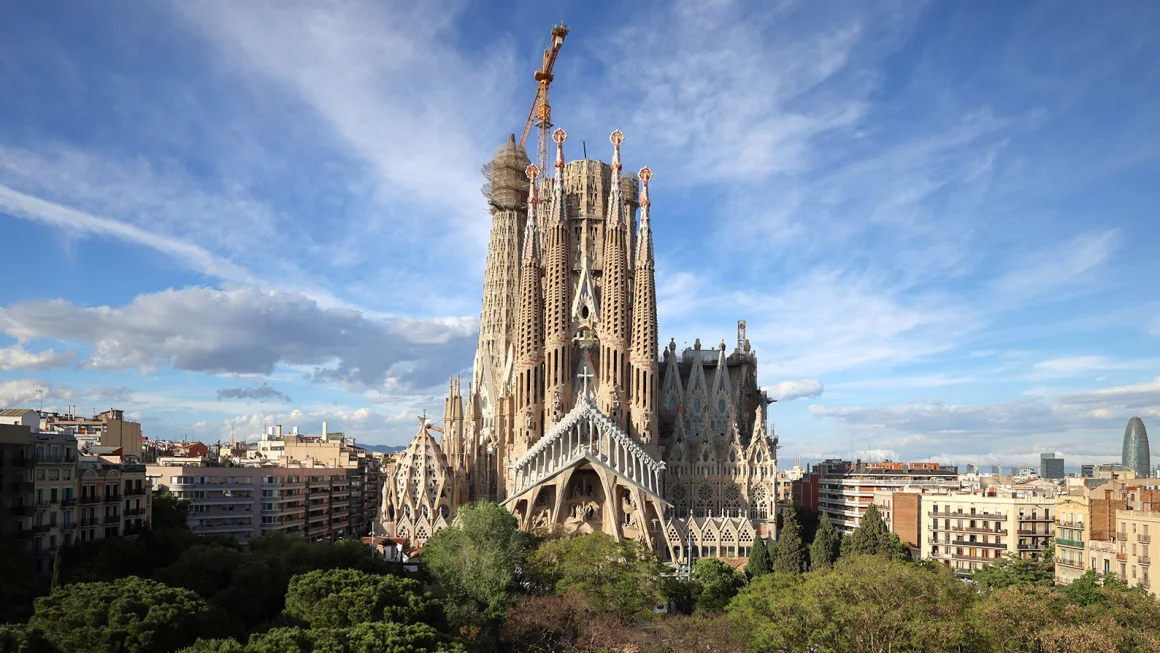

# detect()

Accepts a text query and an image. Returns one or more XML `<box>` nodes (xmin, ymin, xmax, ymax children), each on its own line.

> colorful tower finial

<box><xmin>610</xmin><ymin>129</ymin><xmax>624</xmax><ymax>179</ymax></box>
<box><xmin>553</xmin><ymin>128</ymin><xmax>567</xmax><ymax>173</ymax></box>
<box><xmin>638</xmin><ymin>167</ymin><xmax>652</xmax><ymax>215</ymax></box>
<box><xmin>525</xmin><ymin>164</ymin><xmax>540</xmax><ymax>204</ymax></box>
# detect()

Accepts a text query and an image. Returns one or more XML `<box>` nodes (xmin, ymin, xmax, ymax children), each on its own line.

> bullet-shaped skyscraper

<box><xmin>1122</xmin><ymin>416</ymin><xmax>1151</xmax><ymax>479</ymax></box>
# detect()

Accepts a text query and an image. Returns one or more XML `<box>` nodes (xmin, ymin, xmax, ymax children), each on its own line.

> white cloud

<box><xmin>0</xmin><ymin>183</ymin><xmax>251</xmax><ymax>282</ymax></box>
<box><xmin>0</xmin><ymin>344</ymin><xmax>75</xmax><ymax>371</ymax></box>
<box><xmin>992</xmin><ymin>229</ymin><xmax>1121</xmax><ymax>301</ymax></box>
<box><xmin>0</xmin><ymin>379</ymin><xmax>72</xmax><ymax>408</ymax></box>
<box><xmin>0</xmin><ymin>286</ymin><xmax>477</xmax><ymax>391</ymax></box>
<box><xmin>767</xmin><ymin>379</ymin><xmax>824</xmax><ymax>402</ymax></box>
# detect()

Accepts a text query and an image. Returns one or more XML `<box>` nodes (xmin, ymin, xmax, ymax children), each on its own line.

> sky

<box><xmin>0</xmin><ymin>0</ymin><xmax>1158</xmax><ymax>468</ymax></box>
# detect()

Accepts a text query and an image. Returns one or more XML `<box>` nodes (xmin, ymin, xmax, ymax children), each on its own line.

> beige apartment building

<box><xmin>42</xmin><ymin>409</ymin><xmax>143</xmax><ymax>459</ymax></box>
<box><xmin>1057</xmin><ymin>480</ymin><xmax>1160</xmax><ymax>595</ymax></box>
<box><xmin>77</xmin><ymin>457</ymin><xmax>149</xmax><ymax>542</ymax></box>
<box><xmin>148</xmin><ymin>464</ymin><xmax>355</xmax><ymax>543</ymax></box>
<box><xmin>1103</xmin><ymin>509</ymin><xmax>1160</xmax><ymax>593</ymax></box>
<box><xmin>921</xmin><ymin>489</ymin><xmax>1055</xmax><ymax>577</ymax></box>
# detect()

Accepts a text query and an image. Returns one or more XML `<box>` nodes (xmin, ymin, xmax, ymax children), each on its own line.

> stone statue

<box><xmin>551</xmin><ymin>388</ymin><xmax>563</xmax><ymax>422</ymax></box>
<box><xmin>523</xmin><ymin>410</ymin><xmax>535</xmax><ymax>431</ymax></box>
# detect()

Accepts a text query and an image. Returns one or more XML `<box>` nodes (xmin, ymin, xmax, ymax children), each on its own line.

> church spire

<box><xmin>630</xmin><ymin>167</ymin><xmax>659</xmax><ymax>446</ymax></box>
<box><xmin>543</xmin><ymin>129</ymin><xmax>572</xmax><ymax>431</ymax></box>
<box><xmin>512</xmin><ymin>164</ymin><xmax>545</xmax><ymax>460</ymax></box>
<box><xmin>599</xmin><ymin>130</ymin><xmax>631</xmax><ymax>429</ymax></box>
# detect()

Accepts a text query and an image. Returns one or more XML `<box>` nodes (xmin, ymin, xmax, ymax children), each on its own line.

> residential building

<box><xmin>1107</xmin><ymin>507</ymin><xmax>1160</xmax><ymax>594</ymax></box>
<box><xmin>77</xmin><ymin>457</ymin><xmax>150</xmax><ymax>542</ymax></box>
<box><xmin>42</xmin><ymin>409</ymin><xmax>143</xmax><ymax>459</ymax></box>
<box><xmin>30</xmin><ymin>429</ymin><xmax>79</xmax><ymax>571</ymax></box>
<box><xmin>147</xmin><ymin>464</ymin><xmax>355</xmax><ymax>543</ymax></box>
<box><xmin>815</xmin><ymin>459</ymin><xmax>959</xmax><ymax>533</ymax></box>
<box><xmin>0</xmin><ymin>423</ymin><xmax>37</xmax><ymax>557</ymax></box>
<box><xmin>874</xmin><ymin>490</ymin><xmax>922</xmax><ymax>551</ymax></box>
<box><xmin>1040</xmin><ymin>453</ymin><xmax>1065</xmax><ymax>480</ymax></box>
<box><xmin>922</xmin><ymin>488</ymin><xmax>1056</xmax><ymax>577</ymax></box>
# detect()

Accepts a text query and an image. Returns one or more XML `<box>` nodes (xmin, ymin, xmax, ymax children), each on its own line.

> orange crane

<box><xmin>520</xmin><ymin>22</ymin><xmax>569</xmax><ymax>180</ymax></box>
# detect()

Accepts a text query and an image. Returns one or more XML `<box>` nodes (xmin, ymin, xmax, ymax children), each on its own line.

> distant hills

<box><xmin>362</xmin><ymin>444</ymin><xmax>407</xmax><ymax>454</ymax></box>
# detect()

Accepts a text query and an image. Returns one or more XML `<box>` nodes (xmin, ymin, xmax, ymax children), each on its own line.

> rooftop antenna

<box><xmin>36</xmin><ymin>388</ymin><xmax>44</xmax><ymax>412</ymax></box>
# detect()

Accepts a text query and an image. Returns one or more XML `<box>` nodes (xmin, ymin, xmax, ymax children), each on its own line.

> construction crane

<box><xmin>519</xmin><ymin>22</ymin><xmax>569</xmax><ymax>180</ymax></box>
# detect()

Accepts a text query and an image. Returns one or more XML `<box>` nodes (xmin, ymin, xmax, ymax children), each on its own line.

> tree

<box><xmin>772</xmin><ymin>508</ymin><xmax>806</xmax><ymax>574</ymax></box>
<box><xmin>530</xmin><ymin>532</ymin><xmax>668</xmax><ymax>623</ymax></box>
<box><xmin>729</xmin><ymin>556</ymin><xmax>978</xmax><ymax>652</ymax></box>
<box><xmin>149</xmin><ymin>492</ymin><xmax>191</xmax><ymax>531</ymax></box>
<box><xmin>691</xmin><ymin>558</ymin><xmax>745</xmax><ymax>613</ymax></box>
<box><xmin>850</xmin><ymin>504</ymin><xmax>890</xmax><ymax>556</ymax></box>
<box><xmin>421</xmin><ymin>500</ymin><xmax>534</xmax><ymax>626</ymax></box>
<box><xmin>176</xmin><ymin>640</ymin><xmax>245</xmax><ymax>653</ymax></box>
<box><xmin>246</xmin><ymin>623</ymin><xmax>465</xmax><ymax>653</ymax></box>
<box><xmin>0</xmin><ymin>623</ymin><xmax>58</xmax><ymax>653</ymax></box>
<box><xmin>888</xmin><ymin>532</ymin><xmax>912</xmax><ymax>562</ymax></box>
<box><xmin>745</xmin><ymin>536</ymin><xmax>772</xmax><ymax>578</ymax></box>
<box><xmin>808</xmin><ymin>512</ymin><xmax>840</xmax><ymax>571</ymax></box>
<box><xmin>28</xmin><ymin>576</ymin><xmax>223</xmax><ymax>653</ymax></box>
<box><xmin>282</xmin><ymin>568</ymin><xmax>440</xmax><ymax>629</ymax></box>
<box><xmin>970</xmin><ymin>553</ymin><xmax>1054</xmax><ymax>592</ymax></box>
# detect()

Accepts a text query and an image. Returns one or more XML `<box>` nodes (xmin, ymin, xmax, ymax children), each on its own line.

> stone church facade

<box><xmin>382</xmin><ymin>129</ymin><xmax>778</xmax><ymax>563</ymax></box>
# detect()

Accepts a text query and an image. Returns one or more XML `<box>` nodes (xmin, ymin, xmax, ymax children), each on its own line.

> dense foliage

<box><xmin>8</xmin><ymin>495</ymin><xmax>1160</xmax><ymax>653</ymax></box>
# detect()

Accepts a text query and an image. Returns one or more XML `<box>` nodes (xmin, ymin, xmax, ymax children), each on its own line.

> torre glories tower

<box><xmin>1122</xmin><ymin>416</ymin><xmax>1151</xmax><ymax>479</ymax></box>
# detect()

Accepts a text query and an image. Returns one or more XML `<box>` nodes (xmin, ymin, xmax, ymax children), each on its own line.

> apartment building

<box><xmin>41</xmin><ymin>409</ymin><xmax>143</xmax><ymax>459</ymax></box>
<box><xmin>921</xmin><ymin>489</ymin><xmax>1055</xmax><ymax>577</ymax></box>
<box><xmin>815</xmin><ymin>459</ymin><xmax>960</xmax><ymax>533</ymax></box>
<box><xmin>148</xmin><ymin>464</ymin><xmax>356</xmax><ymax>543</ymax></box>
<box><xmin>1057</xmin><ymin>480</ymin><xmax>1160</xmax><ymax>595</ymax></box>
<box><xmin>0</xmin><ymin>422</ymin><xmax>37</xmax><ymax>555</ymax></box>
<box><xmin>77</xmin><ymin>457</ymin><xmax>149</xmax><ymax>542</ymax></box>
<box><xmin>1104</xmin><ymin>508</ymin><xmax>1160</xmax><ymax>594</ymax></box>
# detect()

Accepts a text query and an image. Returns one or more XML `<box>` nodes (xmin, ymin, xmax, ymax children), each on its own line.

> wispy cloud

<box><xmin>992</xmin><ymin>229</ymin><xmax>1121</xmax><ymax>301</ymax></box>
<box><xmin>216</xmin><ymin>383</ymin><xmax>292</xmax><ymax>403</ymax></box>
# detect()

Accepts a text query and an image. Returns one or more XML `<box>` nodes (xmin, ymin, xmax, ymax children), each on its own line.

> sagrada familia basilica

<box><xmin>382</xmin><ymin>128</ymin><xmax>779</xmax><ymax>564</ymax></box>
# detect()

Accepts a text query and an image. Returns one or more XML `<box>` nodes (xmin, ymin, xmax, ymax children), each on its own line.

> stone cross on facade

<box><xmin>577</xmin><ymin>361</ymin><xmax>595</xmax><ymax>399</ymax></box>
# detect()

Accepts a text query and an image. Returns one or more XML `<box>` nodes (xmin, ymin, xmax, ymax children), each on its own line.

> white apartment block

<box><xmin>815</xmin><ymin>459</ymin><xmax>960</xmax><ymax>533</ymax></box>
<box><xmin>148</xmin><ymin>464</ymin><xmax>354</xmax><ymax>543</ymax></box>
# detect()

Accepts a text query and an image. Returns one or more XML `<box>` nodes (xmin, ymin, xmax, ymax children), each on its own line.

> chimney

<box><xmin>322</xmin><ymin>421</ymin><xmax>328</xmax><ymax>442</ymax></box>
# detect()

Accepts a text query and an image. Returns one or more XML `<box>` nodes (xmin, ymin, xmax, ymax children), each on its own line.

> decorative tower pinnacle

<box><xmin>630</xmin><ymin>166</ymin><xmax>659</xmax><ymax>447</ymax></box>
<box><xmin>512</xmin><ymin>164</ymin><xmax>545</xmax><ymax>460</ymax></box>
<box><xmin>599</xmin><ymin>130</ymin><xmax>631</xmax><ymax>429</ymax></box>
<box><xmin>543</xmin><ymin>129</ymin><xmax>572</xmax><ymax>430</ymax></box>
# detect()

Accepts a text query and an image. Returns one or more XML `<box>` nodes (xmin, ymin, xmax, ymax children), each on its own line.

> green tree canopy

<box><xmin>28</xmin><ymin>576</ymin><xmax>222</xmax><ymax>653</ymax></box>
<box><xmin>691</xmin><ymin>558</ymin><xmax>745</xmax><ymax>613</ymax></box>
<box><xmin>245</xmin><ymin>623</ymin><xmax>465</xmax><ymax>653</ymax></box>
<box><xmin>772</xmin><ymin>508</ymin><xmax>806</xmax><ymax>574</ymax></box>
<box><xmin>729</xmin><ymin>555</ymin><xmax>977</xmax><ymax>652</ymax></box>
<box><xmin>420</xmin><ymin>500</ymin><xmax>533</xmax><ymax>626</ymax></box>
<box><xmin>850</xmin><ymin>504</ymin><xmax>891</xmax><ymax>557</ymax></box>
<box><xmin>282</xmin><ymin>568</ymin><xmax>439</xmax><ymax>629</ymax></box>
<box><xmin>809</xmin><ymin>512</ymin><xmax>840</xmax><ymax>571</ymax></box>
<box><xmin>745</xmin><ymin>535</ymin><xmax>772</xmax><ymax>578</ymax></box>
<box><xmin>530</xmin><ymin>532</ymin><xmax>668</xmax><ymax>623</ymax></box>
<box><xmin>150</xmin><ymin>493</ymin><xmax>191</xmax><ymax>531</ymax></box>
<box><xmin>970</xmin><ymin>552</ymin><xmax>1054</xmax><ymax>592</ymax></box>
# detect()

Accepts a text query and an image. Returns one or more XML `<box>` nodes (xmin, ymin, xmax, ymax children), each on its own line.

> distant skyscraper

<box><xmin>1040</xmin><ymin>453</ymin><xmax>1065</xmax><ymax>480</ymax></box>
<box><xmin>991</xmin><ymin>465</ymin><xmax>1001</xmax><ymax>476</ymax></box>
<box><xmin>1123</xmin><ymin>417</ymin><xmax>1151</xmax><ymax>479</ymax></box>
<box><xmin>1081</xmin><ymin>464</ymin><xmax>1094</xmax><ymax>478</ymax></box>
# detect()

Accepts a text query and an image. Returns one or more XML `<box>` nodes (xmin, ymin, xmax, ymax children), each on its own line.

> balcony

<box><xmin>1141</xmin><ymin>577</ymin><xmax>1151</xmax><ymax>589</ymax></box>
<box><xmin>1117</xmin><ymin>553</ymin><xmax>1127</xmax><ymax>561</ymax></box>
<box><xmin>61</xmin><ymin>497</ymin><xmax>76</xmax><ymax>507</ymax></box>
<box><xmin>1020</xmin><ymin>516</ymin><xmax>1053</xmax><ymax>523</ymax></box>
<box><xmin>79</xmin><ymin>495</ymin><xmax>103</xmax><ymax>505</ymax></box>
<box><xmin>1142</xmin><ymin>556</ymin><xmax>1151</xmax><ymax>566</ymax></box>
<box><xmin>125</xmin><ymin>487</ymin><xmax>147</xmax><ymax>496</ymax></box>
<box><xmin>1140</xmin><ymin>535</ymin><xmax>1152</xmax><ymax>544</ymax></box>
<box><xmin>104</xmin><ymin>515</ymin><xmax>121</xmax><ymax>524</ymax></box>
<box><xmin>81</xmin><ymin>517</ymin><xmax>99</xmax><ymax>527</ymax></box>
<box><xmin>951</xmin><ymin>539</ymin><xmax>1007</xmax><ymax>549</ymax></box>
<box><xmin>1055</xmin><ymin>519</ymin><xmax>1084</xmax><ymax>528</ymax></box>
<box><xmin>1056</xmin><ymin>538</ymin><xmax>1085</xmax><ymax>548</ymax></box>
<box><xmin>124</xmin><ymin>508</ymin><xmax>146</xmax><ymax>517</ymax></box>
<box><xmin>1057</xmin><ymin>558</ymin><xmax>1085</xmax><ymax>569</ymax></box>
<box><xmin>1117</xmin><ymin>532</ymin><xmax>1128</xmax><ymax>542</ymax></box>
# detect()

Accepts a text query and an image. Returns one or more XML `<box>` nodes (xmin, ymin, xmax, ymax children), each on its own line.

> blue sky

<box><xmin>1</xmin><ymin>0</ymin><xmax>1158</xmax><ymax>468</ymax></box>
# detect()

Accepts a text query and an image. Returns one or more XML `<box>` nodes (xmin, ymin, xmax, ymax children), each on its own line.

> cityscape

<box><xmin>2</xmin><ymin>2</ymin><xmax>1160</xmax><ymax>653</ymax></box>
